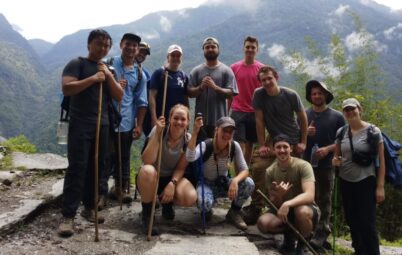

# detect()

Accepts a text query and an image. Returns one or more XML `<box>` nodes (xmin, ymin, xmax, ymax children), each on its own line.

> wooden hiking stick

<box><xmin>147</xmin><ymin>70</ymin><xmax>169</xmax><ymax>241</ymax></box>
<box><xmin>118</xmin><ymin>103</ymin><xmax>123</xmax><ymax>210</ymax></box>
<box><xmin>94</xmin><ymin>82</ymin><xmax>103</xmax><ymax>242</ymax></box>
<box><xmin>256</xmin><ymin>189</ymin><xmax>318</xmax><ymax>255</ymax></box>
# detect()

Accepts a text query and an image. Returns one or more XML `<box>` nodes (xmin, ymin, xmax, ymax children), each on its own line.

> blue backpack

<box><xmin>381</xmin><ymin>133</ymin><xmax>402</xmax><ymax>188</ymax></box>
<box><xmin>337</xmin><ymin>125</ymin><xmax>402</xmax><ymax>188</ymax></box>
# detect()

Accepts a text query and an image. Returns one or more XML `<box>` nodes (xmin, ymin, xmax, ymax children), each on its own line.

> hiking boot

<box><xmin>81</xmin><ymin>209</ymin><xmax>105</xmax><ymax>224</ymax></box>
<box><xmin>162</xmin><ymin>203</ymin><xmax>175</xmax><ymax>220</ymax></box>
<box><xmin>122</xmin><ymin>180</ymin><xmax>133</xmax><ymax>204</ymax></box>
<box><xmin>241</xmin><ymin>204</ymin><xmax>261</xmax><ymax>225</ymax></box>
<box><xmin>58</xmin><ymin>217</ymin><xmax>74</xmax><ymax>237</ymax></box>
<box><xmin>97</xmin><ymin>195</ymin><xmax>106</xmax><ymax>211</ymax></box>
<box><xmin>226</xmin><ymin>208</ymin><xmax>248</xmax><ymax>230</ymax></box>
<box><xmin>280</xmin><ymin>232</ymin><xmax>296</xmax><ymax>254</ymax></box>
<box><xmin>141</xmin><ymin>202</ymin><xmax>159</xmax><ymax>236</ymax></box>
<box><xmin>295</xmin><ymin>240</ymin><xmax>307</xmax><ymax>255</ymax></box>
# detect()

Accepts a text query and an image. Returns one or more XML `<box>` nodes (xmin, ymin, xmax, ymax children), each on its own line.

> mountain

<box><xmin>0</xmin><ymin>14</ymin><xmax>59</xmax><ymax>152</ymax></box>
<box><xmin>0</xmin><ymin>0</ymin><xmax>401</xmax><ymax>153</ymax></box>
<box><xmin>28</xmin><ymin>39</ymin><xmax>54</xmax><ymax>58</ymax></box>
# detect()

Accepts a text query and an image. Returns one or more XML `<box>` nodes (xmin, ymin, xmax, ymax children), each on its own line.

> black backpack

<box><xmin>60</xmin><ymin>57</ymin><xmax>121</xmax><ymax>129</ymax></box>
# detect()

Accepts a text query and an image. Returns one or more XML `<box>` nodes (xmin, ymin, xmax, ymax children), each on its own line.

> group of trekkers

<box><xmin>57</xmin><ymin>28</ymin><xmax>386</xmax><ymax>255</ymax></box>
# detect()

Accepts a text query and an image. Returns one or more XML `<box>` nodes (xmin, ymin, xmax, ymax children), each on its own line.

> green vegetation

<box><xmin>1</xmin><ymin>135</ymin><xmax>37</xmax><ymax>153</ymax></box>
<box><xmin>278</xmin><ymin>10</ymin><xmax>402</xmax><ymax>241</ymax></box>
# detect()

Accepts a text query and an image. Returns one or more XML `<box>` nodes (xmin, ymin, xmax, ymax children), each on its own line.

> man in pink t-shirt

<box><xmin>230</xmin><ymin>36</ymin><xmax>264</xmax><ymax>165</ymax></box>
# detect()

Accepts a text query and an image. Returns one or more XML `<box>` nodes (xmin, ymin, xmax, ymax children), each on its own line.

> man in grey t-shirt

<box><xmin>242</xmin><ymin>65</ymin><xmax>308</xmax><ymax>225</ymax></box>
<box><xmin>187</xmin><ymin>37</ymin><xmax>238</xmax><ymax>139</ymax></box>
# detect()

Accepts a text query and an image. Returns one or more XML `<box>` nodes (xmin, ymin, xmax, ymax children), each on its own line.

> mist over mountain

<box><xmin>0</xmin><ymin>0</ymin><xmax>401</xmax><ymax>152</ymax></box>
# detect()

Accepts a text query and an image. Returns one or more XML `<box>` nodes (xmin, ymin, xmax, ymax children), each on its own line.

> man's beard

<box><xmin>204</xmin><ymin>52</ymin><xmax>219</xmax><ymax>61</ymax></box>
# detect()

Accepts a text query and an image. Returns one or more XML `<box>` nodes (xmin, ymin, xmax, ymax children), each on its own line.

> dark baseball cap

<box><xmin>121</xmin><ymin>33</ymin><xmax>141</xmax><ymax>43</ymax></box>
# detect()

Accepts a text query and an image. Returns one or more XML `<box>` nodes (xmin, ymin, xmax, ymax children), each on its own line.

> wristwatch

<box><xmin>170</xmin><ymin>179</ymin><xmax>178</xmax><ymax>186</ymax></box>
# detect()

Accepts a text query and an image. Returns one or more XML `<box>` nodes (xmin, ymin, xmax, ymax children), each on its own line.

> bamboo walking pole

<box><xmin>256</xmin><ymin>189</ymin><xmax>318</xmax><ymax>255</ymax></box>
<box><xmin>94</xmin><ymin>82</ymin><xmax>103</xmax><ymax>242</ymax></box>
<box><xmin>147</xmin><ymin>70</ymin><xmax>169</xmax><ymax>241</ymax></box>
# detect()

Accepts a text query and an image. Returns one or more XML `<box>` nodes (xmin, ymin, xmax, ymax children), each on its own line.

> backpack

<box><xmin>60</xmin><ymin>57</ymin><xmax>121</xmax><ymax>129</ymax></box>
<box><xmin>201</xmin><ymin>138</ymin><xmax>236</xmax><ymax>163</ymax></box>
<box><xmin>337</xmin><ymin>124</ymin><xmax>402</xmax><ymax>188</ymax></box>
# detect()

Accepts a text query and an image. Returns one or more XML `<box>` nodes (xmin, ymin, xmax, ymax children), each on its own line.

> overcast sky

<box><xmin>0</xmin><ymin>0</ymin><xmax>401</xmax><ymax>43</ymax></box>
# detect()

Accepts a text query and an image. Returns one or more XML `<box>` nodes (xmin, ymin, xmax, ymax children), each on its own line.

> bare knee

<box><xmin>175</xmin><ymin>179</ymin><xmax>197</xmax><ymax>207</ymax></box>
<box><xmin>257</xmin><ymin>213</ymin><xmax>283</xmax><ymax>234</ymax></box>
<box><xmin>294</xmin><ymin>205</ymin><xmax>313</xmax><ymax>222</ymax></box>
<box><xmin>137</xmin><ymin>165</ymin><xmax>157</xmax><ymax>197</ymax></box>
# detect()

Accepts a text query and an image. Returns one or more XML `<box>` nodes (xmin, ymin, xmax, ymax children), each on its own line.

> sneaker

<box><xmin>97</xmin><ymin>195</ymin><xmax>106</xmax><ymax>211</ymax></box>
<box><xmin>80</xmin><ymin>209</ymin><xmax>105</xmax><ymax>224</ymax></box>
<box><xmin>241</xmin><ymin>204</ymin><xmax>261</xmax><ymax>225</ymax></box>
<box><xmin>58</xmin><ymin>217</ymin><xmax>74</xmax><ymax>237</ymax></box>
<box><xmin>162</xmin><ymin>203</ymin><xmax>175</xmax><ymax>220</ymax></box>
<box><xmin>226</xmin><ymin>208</ymin><xmax>248</xmax><ymax>230</ymax></box>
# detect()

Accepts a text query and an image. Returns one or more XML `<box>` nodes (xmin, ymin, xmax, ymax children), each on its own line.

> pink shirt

<box><xmin>230</xmin><ymin>60</ymin><xmax>264</xmax><ymax>112</ymax></box>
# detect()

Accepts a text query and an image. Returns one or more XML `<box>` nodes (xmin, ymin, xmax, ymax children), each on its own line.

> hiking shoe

<box><xmin>280</xmin><ymin>233</ymin><xmax>296</xmax><ymax>254</ymax></box>
<box><xmin>141</xmin><ymin>216</ymin><xmax>160</xmax><ymax>236</ymax></box>
<box><xmin>97</xmin><ymin>195</ymin><xmax>106</xmax><ymax>211</ymax></box>
<box><xmin>109</xmin><ymin>185</ymin><xmax>122</xmax><ymax>200</ymax></box>
<box><xmin>295</xmin><ymin>240</ymin><xmax>307</xmax><ymax>255</ymax></box>
<box><xmin>241</xmin><ymin>204</ymin><xmax>261</xmax><ymax>225</ymax></box>
<box><xmin>58</xmin><ymin>217</ymin><xmax>74</xmax><ymax>237</ymax></box>
<box><xmin>162</xmin><ymin>203</ymin><xmax>175</xmax><ymax>220</ymax></box>
<box><xmin>122</xmin><ymin>181</ymin><xmax>133</xmax><ymax>203</ymax></box>
<box><xmin>226</xmin><ymin>208</ymin><xmax>248</xmax><ymax>230</ymax></box>
<box><xmin>81</xmin><ymin>209</ymin><xmax>105</xmax><ymax>224</ymax></box>
<box><xmin>200</xmin><ymin>209</ymin><xmax>213</xmax><ymax>222</ymax></box>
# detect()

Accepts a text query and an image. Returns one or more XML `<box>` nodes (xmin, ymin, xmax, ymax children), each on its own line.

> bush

<box><xmin>1</xmin><ymin>135</ymin><xmax>37</xmax><ymax>154</ymax></box>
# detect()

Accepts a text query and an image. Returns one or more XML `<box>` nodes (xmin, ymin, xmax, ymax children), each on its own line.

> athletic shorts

<box><xmin>231</xmin><ymin>111</ymin><xmax>257</xmax><ymax>143</ymax></box>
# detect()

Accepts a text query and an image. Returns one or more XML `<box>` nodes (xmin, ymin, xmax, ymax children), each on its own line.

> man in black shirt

<box><xmin>58</xmin><ymin>29</ymin><xmax>123</xmax><ymax>237</ymax></box>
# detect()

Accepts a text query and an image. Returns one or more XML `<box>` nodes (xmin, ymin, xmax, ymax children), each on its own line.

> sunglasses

<box><xmin>343</xmin><ymin>106</ymin><xmax>356</xmax><ymax>112</ymax></box>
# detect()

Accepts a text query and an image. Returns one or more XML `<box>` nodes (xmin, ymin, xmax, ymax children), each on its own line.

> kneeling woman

<box><xmin>186</xmin><ymin>116</ymin><xmax>255</xmax><ymax>230</ymax></box>
<box><xmin>137</xmin><ymin>104</ymin><xmax>197</xmax><ymax>235</ymax></box>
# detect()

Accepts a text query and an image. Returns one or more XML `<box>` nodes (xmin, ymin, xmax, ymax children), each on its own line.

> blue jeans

<box><xmin>196</xmin><ymin>177</ymin><xmax>255</xmax><ymax>212</ymax></box>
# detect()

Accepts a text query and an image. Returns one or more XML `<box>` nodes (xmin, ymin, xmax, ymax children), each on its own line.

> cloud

<box><xmin>159</xmin><ymin>16</ymin><xmax>172</xmax><ymax>32</ymax></box>
<box><xmin>345</xmin><ymin>31</ymin><xmax>387</xmax><ymax>52</ymax></box>
<box><xmin>384</xmin><ymin>23</ymin><xmax>402</xmax><ymax>40</ymax></box>
<box><xmin>205</xmin><ymin>0</ymin><xmax>262</xmax><ymax>12</ymax></box>
<box><xmin>177</xmin><ymin>9</ymin><xmax>189</xmax><ymax>18</ymax></box>
<box><xmin>141</xmin><ymin>30</ymin><xmax>160</xmax><ymax>40</ymax></box>
<box><xmin>266</xmin><ymin>43</ymin><xmax>340</xmax><ymax>79</ymax></box>
<box><xmin>326</xmin><ymin>5</ymin><xmax>351</xmax><ymax>33</ymax></box>
<box><xmin>333</xmin><ymin>4</ymin><xmax>350</xmax><ymax>16</ymax></box>
<box><xmin>267</xmin><ymin>44</ymin><xmax>286</xmax><ymax>59</ymax></box>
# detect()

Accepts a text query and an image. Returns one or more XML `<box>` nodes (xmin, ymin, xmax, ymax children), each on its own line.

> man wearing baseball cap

<box><xmin>303</xmin><ymin>80</ymin><xmax>345</xmax><ymax>251</ymax></box>
<box><xmin>187</xmin><ymin>37</ymin><xmax>238</xmax><ymax>139</ymax></box>
<box><xmin>101</xmin><ymin>32</ymin><xmax>148</xmax><ymax>205</ymax></box>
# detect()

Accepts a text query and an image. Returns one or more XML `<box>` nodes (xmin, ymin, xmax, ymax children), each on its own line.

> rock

<box><xmin>0</xmin><ymin>170</ymin><xmax>22</xmax><ymax>185</ymax></box>
<box><xmin>0</xmin><ymin>136</ymin><xmax>7</xmax><ymax>143</ymax></box>
<box><xmin>11</xmin><ymin>152</ymin><xmax>68</xmax><ymax>171</ymax></box>
<box><xmin>0</xmin><ymin>199</ymin><xmax>42</xmax><ymax>234</ymax></box>
<box><xmin>145</xmin><ymin>234</ymin><xmax>259</xmax><ymax>255</ymax></box>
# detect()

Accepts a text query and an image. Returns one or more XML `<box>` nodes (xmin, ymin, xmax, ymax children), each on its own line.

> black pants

<box><xmin>100</xmin><ymin>130</ymin><xmax>133</xmax><ymax>195</ymax></box>
<box><xmin>62</xmin><ymin>118</ymin><xmax>109</xmax><ymax>218</ymax></box>
<box><xmin>340</xmin><ymin>176</ymin><xmax>380</xmax><ymax>255</ymax></box>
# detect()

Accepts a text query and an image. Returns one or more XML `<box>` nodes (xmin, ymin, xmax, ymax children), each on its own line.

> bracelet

<box><xmin>170</xmin><ymin>179</ymin><xmax>178</xmax><ymax>186</ymax></box>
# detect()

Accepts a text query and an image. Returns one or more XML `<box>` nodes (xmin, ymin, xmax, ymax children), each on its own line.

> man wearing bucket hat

<box><xmin>303</xmin><ymin>80</ymin><xmax>345</xmax><ymax>251</ymax></box>
<box><xmin>187</xmin><ymin>37</ymin><xmax>238</xmax><ymax>139</ymax></box>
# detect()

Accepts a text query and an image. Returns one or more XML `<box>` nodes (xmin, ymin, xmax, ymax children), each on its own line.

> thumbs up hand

<box><xmin>307</xmin><ymin>120</ymin><xmax>316</xmax><ymax>137</ymax></box>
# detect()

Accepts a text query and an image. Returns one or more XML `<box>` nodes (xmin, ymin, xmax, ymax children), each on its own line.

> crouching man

<box><xmin>257</xmin><ymin>134</ymin><xmax>320</xmax><ymax>254</ymax></box>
